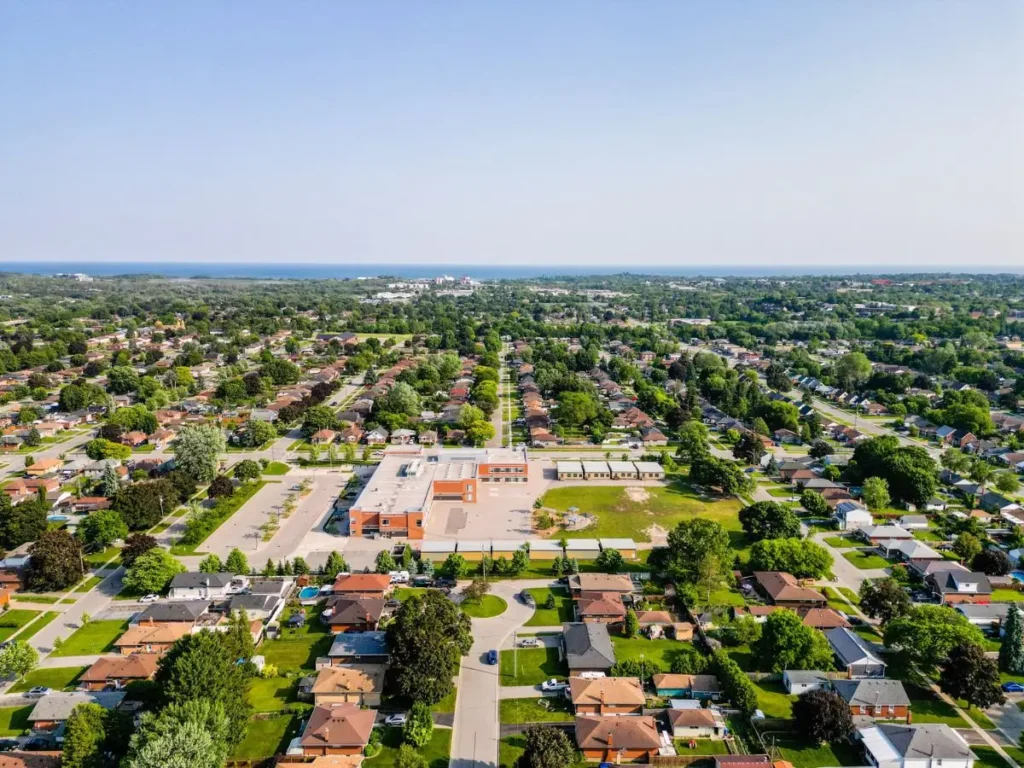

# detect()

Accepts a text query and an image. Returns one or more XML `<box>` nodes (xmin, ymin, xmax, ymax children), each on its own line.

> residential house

<box><xmin>898</xmin><ymin>515</ymin><xmax>929</xmax><ymax>529</ymax></box>
<box><xmin>782</xmin><ymin>670</ymin><xmax>832</xmax><ymax>695</ymax></box>
<box><xmin>826</xmin><ymin>627</ymin><xmax>886</xmax><ymax>678</ymax></box>
<box><xmin>25</xmin><ymin>458</ymin><xmax>62</xmax><ymax>477</ymax></box>
<box><xmin>390</xmin><ymin>428</ymin><xmax>416</xmax><ymax>445</ymax></box>
<box><xmin>955</xmin><ymin>604</ymin><xmax>1010</xmax><ymax>636</ymax></box>
<box><xmin>28</xmin><ymin>692</ymin><xmax>125</xmax><ymax>734</ymax></box>
<box><xmin>325</xmin><ymin>632</ymin><xmax>390</xmax><ymax>665</ymax></box>
<box><xmin>569</xmin><ymin>676</ymin><xmax>645</xmax><ymax>716</ymax></box>
<box><xmin>800</xmin><ymin>607</ymin><xmax>852</xmax><ymax>631</ymax></box>
<box><xmin>120</xmin><ymin>431</ymin><xmax>148</xmax><ymax>448</ymax></box>
<box><xmin>667</xmin><ymin>706</ymin><xmax>728</xmax><ymax>740</ymax></box>
<box><xmin>928</xmin><ymin>570</ymin><xmax>993</xmax><ymax>605</ymax></box>
<box><xmin>299</xmin><ymin>703</ymin><xmax>376</xmax><ymax>757</ymax></box>
<box><xmin>562</xmin><ymin>622</ymin><xmax>616</xmax><ymax>675</ymax></box>
<box><xmin>575</xmin><ymin>592</ymin><xmax>627</xmax><ymax>627</ymax></box>
<box><xmin>418</xmin><ymin>430</ymin><xmax>438</xmax><ymax>446</ymax></box>
<box><xmin>574</xmin><ymin>715</ymin><xmax>661</xmax><ymax>763</ymax></box>
<box><xmin>331</xmin><ymin>574</ymin><xmax>392</xmax><ymax>599</ymax></box>
<box><xmin>835</xmin><ymin>501</ymin><xmax>873</xmax><ymax>531</ymax></box>
<box><xmin>640</xmin><ymin>427</ymin><xmax>668</xmax><ymax>447</ymax></box>
<box><xmin>858</xmin><ymin>724</ymin><xmax>975</xmax><ymax>768</ymax></box>
<box><xmin>311</xmin><ymin>429</ymin><xmax>337</xmax><ymax>446</ymax></box>
<box><xmin>323</xmin><ymin>597</ymin><xmax>384</xmax><ymax>634</ymax></box>
<box><xmin>135</xmin><ymin>600</ymin><xmax>210</xmax><ymax>625</ymax></box>
<box><xmin>651</xmin><ymin>674</ymin><xmax>721</xmax><ymax>700</ymax></box>
<box><xmin>834</xmin><ymin>679</ymin><xmax>910</xmax><ymax>722</ymax></box>
<box><xmin>167</xmin><ymin>572</ymin><xmax>235</xmax><ymax>600</ymax></box>
<box><xmin>79</xmin><ymin>653</ymin><xmax>161</xmax><ymax>691</ymax></box>
<box><xmin>364</xmin><ymin>427</ymin><xmax>389</xmax><ymax>445</ymax></box>
<box><xmin>115</xmin><ymin>622</ymin><xmax>192</xmax><ymax>654</ymax></box>
<box><xmin>859</xmin><ymin>525</ymin><xmax>913</xmax><ymax>546</ymax></box>
<box><xmin>339</xmin><ymin>425</ymin><xmax>364</xmax><ymax>444</ymax></box>
<box><xmin>310</xmin><ymin>665</ymin><xmax>386</xmax><ymax>707</ymax></box>
<box><xmin>568</xmin><ymin>573</ymin><xmax>634</xmax><ymax>597</ymax></box>
<box><xmin>774</xmin><ymin>428</ymin><xmax>801</xmax><ymax>445</ymax></box>
<box><xmin>753</xmin><ymin>572</ymin><xmax>827</xmax><ymax>609</ymax></box>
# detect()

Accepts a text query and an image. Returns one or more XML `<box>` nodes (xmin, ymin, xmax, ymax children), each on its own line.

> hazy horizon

<box><xmin>1</xmin><ymin>1</ymin><xmax>1021</xmax><ymax>268</ymax></box>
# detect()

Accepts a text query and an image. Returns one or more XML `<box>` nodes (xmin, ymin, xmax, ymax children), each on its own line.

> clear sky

<box><xmin>1</xmin><ymin>1</ymin><xmax>1021</xmax><ymax>269</ymax></box>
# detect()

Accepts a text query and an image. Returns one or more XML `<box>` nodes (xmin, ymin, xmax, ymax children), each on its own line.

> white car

<box><xmin>384</xmin><ymin>714</ymin><xmax>407</xmax><ymax>727</ymax></box>
<box><xmin>389</xmin><ymin>571</ymin><xmax>410</xmax><ymax>584</ymax></box>
<box><xmin>517</xmin><ymin>638</ymin><xmax>541</xmax><ymax>648</ymax></box>
<box><xmin>139</xmin><ymin>594</ymin><xmax>159</xmax><ymax>603</ymax></box>
<box><xmin>540</xmin><ymin>679</ymin><xmax>568</xmax><ymax>692</ymax></box>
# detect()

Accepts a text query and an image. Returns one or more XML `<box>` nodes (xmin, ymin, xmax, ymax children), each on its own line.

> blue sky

<box><xmin>1</xmin><ymin>1</ymin><xmax>1020</xmax><ymax>268</ymax></box>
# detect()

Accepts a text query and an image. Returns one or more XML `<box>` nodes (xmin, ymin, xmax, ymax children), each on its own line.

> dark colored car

<box><xmin>0</xmin><ymin>740</ymin><xmax>20</xmax><ymax>753</ymax></box>
<box><xmin>287</xmin><ymin>613</ymin><xmax>306</xmax><ymax>628</ymax></box>
<box><xmin>23</xmin><ymin>738</ymin><xmax>52</xmax><ymax>751</ymax></box>
<box><xmin>487</xmin><ymin>649</ymin><xmax>498</xmax><ymax>665</ymax></box>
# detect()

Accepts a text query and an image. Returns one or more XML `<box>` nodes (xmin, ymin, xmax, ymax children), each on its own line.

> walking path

<box><xmin>449</xmin><ymin>579</ymin><xmax>555</xmax><ymax>768</ymax></box>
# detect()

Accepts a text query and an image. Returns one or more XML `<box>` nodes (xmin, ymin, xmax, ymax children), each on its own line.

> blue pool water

<box><xmin>1010</xmin><ymin>571</ymin><xmax>1024</xmax><ymax>583</ymax></box>
<box><xmin>298</xmin><ymin>586</ymin><xmax>321</xmax><ymax>600</ymax></box>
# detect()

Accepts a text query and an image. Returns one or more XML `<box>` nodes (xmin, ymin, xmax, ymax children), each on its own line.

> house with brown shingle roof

<box><xmin>753</xmin><ymin>572</ymin><xmax>827</xmax><ymax>609</ymax></box>
<box><xmin>299</xmin><ymin>703</ymin><xmax>376</xmax><ymax>757</ymax></box>
<box><xmin>310</xmin><ymin>665</ymin><xmax>386</xmax><ymax>707</ymax></box>
<box><xmin>567</xmin><ymin>573</ymin><xmax>634</xmax><ymax>596</ymax></box>
<box><xmin>574</xmin><ymin>592</ymin><xmax>627</xmax><ymax>627</ymax></box>
<box><xmin>79</xmin><ymin>653</ymin><xmax>161</xmax><ymax>691</ymax></box>
<box><xmin>114</xmin><ymin>622</ymin><xmax>191</xmax><ymax>655</ymax></box>
<box><xmin>575</xmin><ymin>715</ymin><xmax>661</xmax><ymax>763</ymax></box>
<box><xmin>569</xmin><ymin>676</ymin><xmax>644</xmax><ymax>716</ymax></box>
<box><xmin>331</xmin><ymin>574</ymin><xmax>392</xmax><ymax>599</ymax></box>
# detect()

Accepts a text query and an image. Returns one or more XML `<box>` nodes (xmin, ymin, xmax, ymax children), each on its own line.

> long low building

<box><xmin>348</xmin><ymin>446</ymin><xmax>529</xmax><ymax>539</ymax></box>
<box><xmin>556</xmin><ymin>460</ymin><xmax>665</xmax><ymax>482</ymax></box>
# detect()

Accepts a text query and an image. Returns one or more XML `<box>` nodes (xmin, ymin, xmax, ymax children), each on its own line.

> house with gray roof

<box><xmin>168</xmin><ymin>572</ymin><xmax>235</xmax><ymax>600</ymax></box>
<box><xmin>955</xmin><ymin>603</ymin><xmax>1010</xmax><ymax>636</ymax></box>
<box><xmin>135</xmin><ymin>599</ymin><xmax>210</xmax><ymax>625</ymax></box>
<box><xmin>562</xmin><ymin>622</ymin><xmax>616</xmax><ymax>674</ymax></box>
<box><xmin>833</xmin><ymin>679</ymin><xmax>910</xmax><ymax>721</ymax></box>
<box><xmin>858</xmin><ymin>724</ymin><xmax>975</xmax><ymax>768</ymax></box>
<box><xmin>29</xmin><ymin>691</ymin><xmax>126</xmax><ymax>733</ymax></box>
<box><xmin>826</xmin><ymin>627</ymin><xmax>886</xmax><ymax>678</ymax></box>
<box><xmin>782</xmin><ymin>670</ymin><xmax>832</xmax><ymax>695</ymax></box>
<box><xmin>325</xmin><ymin>631</ymin><xmax>389</xmax><ymax>664</ymax></box>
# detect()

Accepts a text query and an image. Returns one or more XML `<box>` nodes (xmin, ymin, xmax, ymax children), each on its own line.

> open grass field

<box><xmin>0</xmin><ymin>610</ymin><xmax>41</xmax><ymax>642</ymax></box>
<box><xmin>499</xmin><ymin>647</ymin><xmax>566</xmax><ymax>686</ymax></box>
<box><xmin>260</xmin><ymin>634</ymin><xmax>333</xmax><ymax>673</ymax></box>
<box><xmin>499</xmin><ymin>696</ymin><xmax>574</xmax><ymax>723</ymax></box>
<box><xmin>842</xmin><ymin>550</ymin><xmax>890</xmax><ymax>569</ymax></box>
<box><xmin>461</xmin><ymin>594</ymin><xmax>507</xmax><ymax>618</ymax></box>
<box><xmin>367</xmin><ymin>728</ymin><xmax>451</xmax><ymax>768</ymax></box>
<box><xmin>52</xmin><ymin>619</ymin><xmax>130</xmax><ymax>657</ymax></box>
<box><xmin>610</xmin><ymin>636</ymin><xmax>696</xmax><ymax>669</ymax></box>
<box><xmin>10</xmin><ymin>666</ymin><xmax>89</xmax><ymax>693</ymax></box>
<box><xmin>0</xmin><ymin>706</ymin><xmax>32</xmax><ymax>737</ymax></box>
<box><xmin>538</xmin><ymin>478</ymin><xmax>743</xmax><ymax>544</ymax></box>
<box><xmin>523</xmin><ymin>587</ymin><xmax>574</xmax><ymax>626</ymax></box>
<box><xmin>230</xmin><ymin>715</ymin><xmax>297</xmax><ymax>760</ymax></box>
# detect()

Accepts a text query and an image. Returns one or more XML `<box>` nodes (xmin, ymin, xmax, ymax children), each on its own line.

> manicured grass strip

<box><xmin>263</xmin><ymin>461</ymin><xmax>290</xmax><ymax>475</ymax></box>
<box><xmin>0</xmin><ymin>609</ymin><xmax>41</xmax><ymax>642</ymax></box>
<box><xmin>499</xmin><ymin>647</ymin><xmax>566</xmax><ymax>686</ymax></box>
<box><xmin>904</xmin><ymin>684</ymin><xmax>968</xmax><ymax>728</ymax></box>
<box><xmin>460</xmin><ymin>594</ymin><xmax>507</xmax><ymax>619</ymax></box>
<box><xmin>838</xmin><ymin>587</ymin><xmax>861</xmax><ymax>605</ymax></box>
<box><xmin>11</xmin><ymin>595</ymin><xmax>61</xmax><ymax>604</ymax></box>
<box><xmin>10</xmin><ymin>666</ymin><xmax>89</xmax><ymax>693</ymax></box>
<box><xmin>52</xmin><ymin>619</ymin><xmax>130</xmax><ymax>657</ymax></box>
<box><xmin>75</xmin><ymin>575</ymin><xmax>104</xmax><ymax>593</ymax></box>
<box><xmin>0</xmin><ymin>706</ymin><xmax>32</xmax><ymax>736</ymax></box>
<box><xmin>230</xmin><ymin>715</ymin><xmax>297</xmax><ymax>760</ymax></box>
<box><xmin>16</xmin><ymin>611</ymin><xmax>60</xmax><ymax>643</ymax></box>
<box><xmin>499</xmin><ymin>697</ymin><xmax>573</xmax><ymax>724</ymax></box>
<box><xmin>973</xmin><ymin>746</ymin><xmax>1014</xmax><ymax>768</ymax></box>
<box><xmin>523</xmin><ymin>587</ymin><xmax>574</xmax><ymax>626</ymax></box>
<box><xmin>171</xmin><ymin>480</ymin><xmax>268</xmax><ymax>555</ymax></box>
<box><xmin>83</xmin><ymin>546</ymin><xmax>121</xmax><ymax>567</ymax></box>
<box><xmin>823</xmin><ymin>536</ymin><xmax>854</xmax><ymax>548</ymax></box>
<box><xmin>842</xmin><ymin>550</ymin><xmax>890</xmax><ymax>569</ymax></box>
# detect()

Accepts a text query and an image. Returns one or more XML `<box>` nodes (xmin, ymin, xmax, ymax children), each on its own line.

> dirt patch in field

<box><xmin>625</xmin><ymin>487</ymin><xmax>651</xmax><ymax>504</ymax></box>
<box><xmin>646</xmin><ymin>524</ymin><xmax>668</xmax><ymax>545</ymax></box>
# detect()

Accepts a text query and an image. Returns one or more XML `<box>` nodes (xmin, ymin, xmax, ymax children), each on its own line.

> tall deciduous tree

<box><xmin>26</xmin><ymin>530</ymin><xmax>84</xmax><ymax>591</ymax></box>
<box><xmin>125</xmin><ymin>699</ymin><xmax>230</xmax><ymax>768</ymax></box>
<box><xmin>77</xmin><ymin>508</ymin><xmax>128</xmax><ymax>549</ymax></box>
<box><xmin>0</xmin><ymin>640</ymin><xmax>38</xmax><ymax>680</ymax></box>
<box><xmin>939</xmin><ymin>643</ymin><xmax>1005</xmax><ymax>710</ymax></box>
<box><xmin>884</xmin><ymin>605</ymin><xmax>985</xmax><ymax>672</ymax></box>
<box><xmin>123</xmin><ymin>549</ymin><xmax>186</xmax><ymax>594</ymax></box>
<box><xmin>517</xmin><ymin>725</ymin><xmax>576</xmax><ymax>768</ymax></box>
<box><xmin>121</xmin><ymin>534</ymin><xmax>158</xmax><ymax>567</ymax></box>
<box><xmin>0</xmin><ymin>496</ymin><xmax>47</xmax><ymax>549</ymax></box>
<box><xmin>792</xmin><ymin>689</ymin><xmax>853</xmax><ymax>743</ymax></box>
<box><xmin>225</xmin><ymin>548</ymin><xmax>250</xmax><ymax>576</ymax></box>
<box><xmin>173</xmin><ymin>425</ymin><xmax>225</xmax><ymax>483</ymax></box>
<box><xmin>738</xmin><ymin>501</ymin><xmax>801</xmax><ymax>541</ymax></box>
<box><xmin>861</xmin><ymin>477</ymin><xmax>891</xmax><ymax>511</ymax></box>
<box><xmin>664</xmin><ymin>518</ymin><xmax>733</xmax><ymax>588</ymax></box>
<box><xmin>387</xmin><ymin>590</ymin><xmax>472</xmax><ymax>705</ymax></box>
<box><xmin>859</xmin><ymin>577</ymin><xmax>911</xmax><ymax>625</ymax></box>
<box><xmin>754</xmin><ymin>610</ymin><xmax>834</xmax><ymax>672</ymax></box>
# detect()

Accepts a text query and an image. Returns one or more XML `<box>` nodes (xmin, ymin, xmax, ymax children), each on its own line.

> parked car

<box><xmin>23</xmin><ymin>738</ymin><xmax>51</xmax><ymax>751</ymax></box>
<box><xmin>487</xmin><ymin>650</ymin><xmax>498</xmax><ymax>665</ymax></box>
<box><xmin>1003</xmin><ymin>682</ymin><xmax>1024</xmax><ymax>693</ymax></box>
<box><xmin>389</xmin><ymin>570</ymin><xmax>411</xmax><ymax>584</ymax></box>
<box><xmin>520</xmin><ymin>592</ymin><xmax>536</xmax><ymax>607</ymax></box>
<box><xmin>384</xmin><ymin>599</ymin><xmax>401</xmax><ymax>609</ymax></box>
<box><xmin>384</xmin><ymin>714</ymin><xmax>407</xmax><ymax>727</ymax></box>
<box><xmin>139</xmin><ymin>594</ymin><xmax>159</xmax><ymax>603</ymax></box>
<box><xmin>540</xmin><ymin>679</ymin><xmax>568</xmax><ymax>692</ymax></box>
<box><xmin>26</xmin><ymin>687</ymin><xmax>51</xmax><ymax>698</ymax></box>
<box><xmin>0</xmin><ymin>739</ymin><xmax>20</xmax><ymax>752</ymax></box>
<box><xmin>517</xmin><ymin>638</ymin><xmax>541</xmax><ymax>648</ymax></box>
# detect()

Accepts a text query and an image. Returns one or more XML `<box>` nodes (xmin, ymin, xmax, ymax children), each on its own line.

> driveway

<box><xmin>449</xmin><ymin>579</ymin><xmax>555</xmax><ymax>768</ymax></box>
<box><xmin>813</xmin><ymin>532</ymin><xmax>888</xmax><ymax>592</ymax></box>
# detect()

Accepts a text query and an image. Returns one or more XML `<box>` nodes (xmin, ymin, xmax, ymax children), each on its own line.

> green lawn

<box><xmin>767</xmin><ymin>487</ymin><xmax>797</xmax><ymax>498</ymax></box>
<box><xmin>973</xmin><ymin>746</ymin><xmax>1014</xmax><ymax>768</ymax></box>
<box><xmin>537</xmin><ymin>478</ymin><xmax>743</xmax><ymax>543</ymax></box>
<box><xmin>499</xmin><ymin>697</ymin><xmax>574</xmax><ymax>723</ymax></box>
<box><xmin>775</xmin><ymin>735</ymin><xmax>863</xmax><ymax>768</ymax></box>
<box><xmin>367</xmin><ymin>727</ymin><xmax>451</xmax><ymax>768</ymax></box>
<box><xmin>674</xmin><ymin>739</ymin><xmax>731</xmax><ymax>755</ymax></box>
<box><xmin>0</xmin><ymin>706</ymin><xmax>32</xmax><ymax>737</ymax></box>
<box><xmin>230</xmin><ymin>715</ymin><xmax>297</xmax><ymax>760</ymax></box>
<box><xmin>248</xmin><ymin>676</ymin><xmax>296</xmax><ymax>712</ymax></box>
<box><xmin>461</xmin><ymin>594</ymin><xmax>507</xmax><ymax>619</ymax></box>
<box><xmin>10</xmin><ymin>666</ymin><xmax>88</xmax><ymax>693</ymax></box>
<box><xmin>752</xmin><ymin>680</ymin><xmax>795</xmax><ymax>719</ymax></box>
<box><xmin>838</xmin><ymin>587</ymin><xmax>861</xmax><ymax>605</ymax></box>
<box><xmin>52</xmin><ymin>619</ymin><xmax>130</xmax><ymax>656</ymax></box>
<box><xmin>610</xmin><ymin>636</ymin><xmax>696</xmax><ymax>670</ymax></box>
<box><xmin>904</xmin><ymin>684</ymin><xmax>968</xmax><ymax>728</ymax></box>
<box><xmin>75</xmin><ymin>575</ymin><xmax>104</xmax><ymax>593</ymax></box>
<box><xmin>499</xmin><ymin>734</ymin><xmax>588</xmax><ymax>768</ymax></box>
<box><xmin>17</xmin><ymin>611</ymin><xmax>59</xmax><ymax>642</ymax></box>
<box><xmin>991</xmin><ymin>589</ymin><xmax>1024</xmax><ymax>603</ymax></box>
<box><xmin>499</xmin><ymin>647</ymin><xmax>566</xmax><ymax>686</ymax></box>
<box><xmin>823</xmin><ymin>536</ymin><xmax>854</xmax><ymax>548</ymax></box>
<box><xmin>725</xmin><ymin>644</ymin><xmax>755</xmax><ymax>671</ymax></box>
<box><xmin>83</xmin><ymin>546</ymin><xmax>121</xmax><ymax>566</ymax></box>
<box><xmin>263</xmin><ymin>461</ymin><xmax>290</xmax><ymax>475</ymax></box>
<box><xmin>0</xmin><ymin>609</ymin><xmax>41</xmax><ymax>642</ymax></box>
<box><xmin>11</xmin><ymin>595</ymin><xmax>61</xmax><ymax>604</ymax></box>
<box><xmin>843</xmin><ymin>550</ymin><xmax>890</xmax><ymax>569</ymax></box>
<box><xmin>523</xmin><ymin>587</ymin><xmax>574</xmax><ymax>626</ymax></box>
<box><xmin>260</xmin><ymin>634</ymin><xmax>334</xmax><ymax>673</ymax></box>
<box><xmin>913</xmin><ymin>528</ymin><xmax>946</xmax><ymax>542</ymax></box>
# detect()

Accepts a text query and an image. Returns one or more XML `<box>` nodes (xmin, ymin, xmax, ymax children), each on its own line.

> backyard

<box><xmin>537</xmin><ymin>478</ymin><xmax>743</xmax><ymax>543</ymax></box>
<box><xmin>230</xmin><ymin>715</ymin><xmax>297</xmax><ymax>760</ymax></box>
<box><xmin>366</xmin><ymin>727</ymin><xmax>451</xmax><ymax>768</ymax></box>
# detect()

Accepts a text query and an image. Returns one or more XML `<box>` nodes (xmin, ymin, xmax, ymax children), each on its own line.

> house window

<box><xmin>416</xmin><ymin>520</ymin><xmax>422</xmax><ymax>527</ymax></box>
<box><xmin>382</xmin><ymin>519</ymin><xmax>389</xmax><ymax>527</ymax></box>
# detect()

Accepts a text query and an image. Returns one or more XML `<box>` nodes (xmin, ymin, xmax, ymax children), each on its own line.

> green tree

<box><xmin>173</xmin><ymin>424</ymin><xmax>226</xmax><ymax>483</ymax></box>
<box><xmin>0</xmin><ymin>496</ymin><xmax>48</xmax><ymax>549</ymax></box>
<box><xmin>939</xmin><ymin>643</ymin><xmax>1005</xmax><ymax>710</ymax></box>
<box><xmin>996</xmin><ymin>472</ymin><xmax>1021</xmax><ymax>495</ymax></box>
<box><xmin>747</xmin><ymin>538</ymin><xmax>833</xmax><ymax>579</ymax></box>
<box><xmin>121</xmin><ymin>534</ymin><xmax>157</xmax><ymax>567</ymax></box>
<box><xmin>0</xmin><ymin>640</ymin><xmax>38</xmax><ymax>680</ymax></box>
<box><xmin>664</xmin><ymin>518</ymin><xmax>732</xmax><ymax>587</ymax></box>
<box><xmin>101</xmin><ymin>463</ymin><xmax>122</xmax><ymax>498</ymax></box>
<box><xmin>106</xmin><ymin>366</ymin><xmax>140</xmax><ymax>395</ymax></box>
<box><xmin>941</xmin><ymin>448</ymin><xmax>972</xmax><ymax>474</ymax></box>
<box><xmin>792</xmin><ymin>689</ymin><xmax>853</xmax><ymax>744</ymax></box>
<box><xmin>675</xmin><ymin>420</ymin><xmax>709</xmax><ymax>463</ymax></box>
<box><xmin>1000</xmin><ymin>604</ymin><xmax>1024</xmax><ymax>673</ymax></box>
<box><xmin>225</xmin><ymin>548</ymin><xmax>249</xmax><ymax>575</ymax></box>
<box><xmin>233</xmin><ymin>459</ymin><xmax>260</xmax><ymax>483</ymax></box>
<box><xmin>387</xmin><ymin>590</ymin><xmax>472</xmax><ymax>705</ymax></box>
<box><xmin>438</xmin><ymin>553</ymin><xmax>468</xmax><ymax>580</ymax></box>
<box><xmin>223</xmin><ymin>609</ymin><xmax>256</xmax><ymax>662</ymax></box>
<box><xmin>403</xmin><ymin>701</ymin><xmax>433</xmax><ymax>747</ymax></box>
<box><xmin>517</xmin><ymin>725</ymin><xmax>576</xmax><ymax>768</ymax></box>
<box><xmin>154</xmin><ymin>632</ymin><xmax>250</xmax><ymax>747</ymax></box>
<box><xmin>113</xmin><ymin>479</ymin><xmax>177</xmax><ymax>530</ymax></box>
<box><xmin>322</xmin><ymin>550</ymin><xmax>348</xmax><ymax>579</ymax></box>
<box><xmin>259</xmin><ymin>358</ymin><xmax>300</xmax><ymax>385</ymax></box>
<box><xmin>952</xmin><ymin>533</ymin><xmax>983</xmax><ymax>564</ymax></box>
<box><xmin>207</xmin><ymin>475</ymin><xmax>234</xmax><ymax>499</ymax></box>
<box><xmin>394</xmin><ymin>744</ymin><xmax>427</xmax><ymax>768</ymax></box>
<box><xmin>375</xmin><ymin>550</ymin><xmax>397</xmax><ymax>574</ymax></box>
<box><xmin>624</xmin><ymin>608</ymin><xmax>639</xmax><ymax>638</ymax></box>
<box><xmin>835</xmin><ymin>352</ymin><xmax>872</xmax><ymax>389</ymax></box>
<box><xmin>376</xmin><ymin>382</ymin><xmax>421</xmax><ymax>417</ymax></box>
<box><xmin>125</xmin><ymin>699</ymin><xmax>230</xmax><ymax>768</ymax></box>
<box><xmin>800</xmin><ymin>490</ymin><xmax>829</xmax><ymax>517</ymax></box>
<box><xmin>124</xmin><ymin>548</ymin><xmax>186</xmax><ymax>594</ymax></box>
<box><xmin>595</xmin><ymin>548</ymin><xmax>624</xmax><ymax>574</ymax></box>
<box><xmin>77</xmin><ymin>508</ymin><xmax>129</xmax><ymax>549</ymax></box>
<box><xmin>712</xmin><ymin>651</ymin><xmax>758</xmax><ymax>716</ymax></box>
<box><xmin>689</xmin><ymin>454</ymin><xmax>752</xmax><ymax>495</ymax></box>
<box><xmin>732</xmin><ymin>431</ymin><xmax>766</xmax><ymax>465</ymax></box>
<box><xmin>884</xmin><ymin>604</ymin><xmax>985</xmax><ymax>672</ymax></box>
<box><xmin>26</xmin><ymin>530</ymin><xmax>85</xmax><ymax>591</ymax></box>
<box><xmin>62</xmin><ymin>703</ymin><xmax>111</xmax><ymax>768</ymax></box>
<box><xmin>301</xmin><ymin>405</ymin><xmax>338</xmax><ymax>437</ymax></box>
<box><xmin>198</xmin><ymin>554</ymin><xmax>224</xmax><ymax>573</ymax></box>
<box><xmin>85</xmin><ymin>438</ymin><xmax>131</xmax><ymax>461</ymax></box>
<box><xmin>861</xmin><ymin>476</ymin><xmax>891</xmax><ymax>511</ymax></box>
<box><xmin>466</xmin><ymin>420</ymin><xmax>496</xmax><ymax>446</ymax></box>
<box><xmin>738</xmin><ymin>501</ymin><xmax>801</xmax><ymax>541</ymax></box>
<box><xmin>859</xmin><ymin>577</ymin><xmax>911</xmax><ymax>624</ymax></box>
<box><xmin>754</xmin><ymin>609</ymin><xmax>834</xmax><ymax>672</ymax></box>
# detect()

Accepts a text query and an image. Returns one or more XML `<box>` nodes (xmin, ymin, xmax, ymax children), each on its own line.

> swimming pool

<box><xmin>1011</xmin><ymin>571</ymin><xmax>1024</xmax><ymax>583</ymax></box>
<box><xmin>298</xmin><ymin>586</ymin><xmax>321</xmax><ymax>602</ymax></box>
